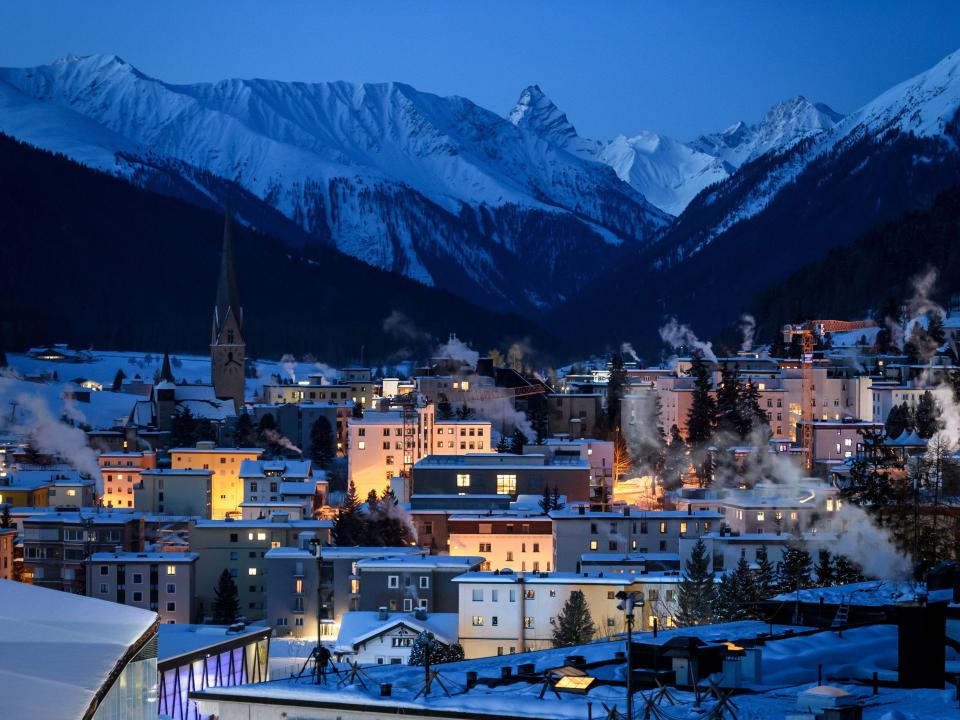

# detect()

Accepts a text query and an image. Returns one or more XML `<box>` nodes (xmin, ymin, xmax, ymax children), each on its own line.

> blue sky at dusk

<box><xmin>1</xmin><ymin>1</ymin><xmax>958</xmax><ymax>140</ymax></box>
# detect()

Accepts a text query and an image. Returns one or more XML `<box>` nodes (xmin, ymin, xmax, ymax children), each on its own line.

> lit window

<box><xmin>257</xmin><ymin>532</ymin><xmax>266</xmax><ymax>541</ymax></box>
<box><xmin>680</xmin><ymin>522</ymin><xmax>687</xmax><ymax>533</ymax></box>
<box><xmin>358</xmin><ymin>441</ymin><xmax>366</xmax><ymax>450</ymax></box>
<box><xmin>166</xmin><ymin>565</ymin><xmax>176</xmax><ymax>575</ymax></box>
<box><xmin>826</xmin><ymin>498</ymin><xmax>835</xmax><ymax>512</ymax></box>
<box><xmin>456</xmin><ymin>473</ymin><xmax>471</xmax><ymax>487</ymax></box>
<box><xmin>496</xmin><ymin>474</ymin><xmax>517</xmax><ymax>495</ymax></box>
<box><xmin>66</xmin><ymin>489</ymin><xmax>77</xmax><ymax>497</ymax></box>
<box><xmin>756</xmin><ymin>512</ymin><xmax>765</xmax><ymax>522</ymax></box>
<box><xmin>248</xmin><ymin>568</ymin><xmax>257</xmax><ymax>576</ymax></box>
<box><xmin>472</xmin><ymin>616</ymin><xmax>484</xmax><ymax>626</ymax></box>
<box><xmin>659</xmin><ymin>522</ymin><xmax>667</xmax><ymax>534</ymax></box>
<box><xmin>590</xmin><ymin>540</ymin><xmax>598</xmax><ymax>550</ymax></box>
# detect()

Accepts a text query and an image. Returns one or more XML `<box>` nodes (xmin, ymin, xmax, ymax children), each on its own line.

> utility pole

<box><xmin>616</xmin><ymin>590</ymin><xmax>644</xmax><ymax>720</ymax></box>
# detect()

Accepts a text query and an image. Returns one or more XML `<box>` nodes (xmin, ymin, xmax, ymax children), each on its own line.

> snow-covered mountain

<box><xmin>690</xmin><ymin>96</ymin><xmax>843</xmax><ymax>169</ymax></box>
<box><xmin>552</xmin><ymin>47</ymin><xmax>960</xmax><ymax>352</ymax></box>
<box><xmin>0</xmin><ymin>55</ymin><xmax>669</xmax><ymax>312</ymax></box>
<box><xmin>506</xmin><ymin>85</ymin><xmax>843</xmax><ymax>216</ymax></box>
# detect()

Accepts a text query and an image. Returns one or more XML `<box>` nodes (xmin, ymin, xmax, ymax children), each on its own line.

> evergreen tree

<box><xmin>662</xmin><ymin>425</ymin><xmax>687</xmax><ymax>490</ymax></box>
<box><xmin>409</xmin><ymin>631</ymin><xmax>465</xmax><ymax>665</ymax></box>
<box><xmin>211</xmin><ymin>569</ymin><xmax>240</xmax><ymax>624</ymax></box>
<box><xmin>833</xmin><ymin>555</ymin><xmax>864</xmax><ymax>585</ymax></box>
<box><xmin>754</xmin><ymin>545</ymin><xmax>776</xmax><ymax>602</ymax></box>
<box><xmin>496</xmin><ymin>434</ymin><xmax>510</xmax><ymax>453</ymax></box>
<box><xmin>606</xmin><ymin>352</ymin><xmax>627</xmax><ymax>434</ymax></box>
<box><xmin>170</xmin><ymin>406</ymin><xmax>199</xmax><ymax>447</ymax></box>
<box><xmin>436</xmin><ymin>394</ymin><xmax>454</xmax><ymax>420</ymax></box>
<box><xmin>676</xmin><ymin>539</ymin><xmax>715</xmax><ymax>626</ymax></box>
<box><xmin>0</xmin><ymin>504</ymin><xmax>11</xmax><ymax>529</ymax></box>
<box><xmin>352</xmin><ymin>402</ymin><xmax>364</xmax><ymax>419</ymax></box>
<box><xmin>233</xmin><ymin>411</ymin><xmax>258</xmax><ymax>448</ymax></box>
<box><xmin>737</xmin><ymin>380</ymin><xmax>769</xmax><ymax>437</ymax></box>
<box><xmin>914</xmin><ymin>390</ymin><xmax>941</xmax><ymax>439</ymax></box>
<box><xmin>196</xmin><ymin>418</ymin><xmax>218</xmax><ymax>443</ymax></box>
<box><xmin>455</xmin><ymin>403</ymin><xmax>475</xmax><ymax>420</ymax></box>
<box><xmin>770</xmin><ymin>331</ymin><xmax>787</xmax><ymax>359</ymax></box>
<box><xmin>309</xmin><ymin>416</ymin><xmax>335</xmax><ymax>468</ymax></box>
<box><xmin>111</xmin><ymin>368</ymin><xmax>126</xmax><ymax>392</ymax></box>
<box><xmin>885</xmin><ymin>402</ymin><xmax>913</xmax><ymax>439</ymax></box>
<box><xmin>928</xmin><ymin>312</ymin><xmax>946</xmax><ymax>345</ymax></box>
<box><xmin>814</xmin><ymin>549</ymin><xmax>835</xmax><ymax>587</ymax></box>
<box><xmin>778</xmin><ymin>530</ymin><xmax>814</xmax><ymax>593</ymax></box>
<box><xmin>509</xmin><ymin>429</ymin><xmax>527</xmax><ymax>455</ymax></box>
<box><xmin>551</xmin><ymin>485</ymin><xmax>564</xmax><ymax>511</ymax></box>
<box><xmin>373</xmin><ymin>486</ymin><xmax>413</xmax><ymax>547</ymax></box>
<box><xmin>685</xmin><ymin>353</ymin><xmax>717</xmax><ymax>444</ymax></box>
<box><xmin>715</xmin><ymin>363</ymin><xmax>741</xmax><ymax>437</ymax></box>
<box><xmin>539</xmin><ymin>484</ymin><xmax>552</xmax><ymax>514</ymax></box>
<box><xmin>332</xmin><ymin>480</ymin><xmax>364</xmax><ymax>546</ymax></box>
<box><xmin>551</xmin><ymin>590</ymin><xmax>596</xmax><ymax>647</ymax></box>
<box><xmin>713</xmin><ymin>571</ymin><xmax>740</xmax><ymax>622</ymax></box>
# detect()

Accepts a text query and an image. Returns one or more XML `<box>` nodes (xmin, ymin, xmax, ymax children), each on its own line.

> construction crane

<box><xmin>800</xmin><ymin>329</ymin><xmax>815</xmax><ymax>472</ymax></box>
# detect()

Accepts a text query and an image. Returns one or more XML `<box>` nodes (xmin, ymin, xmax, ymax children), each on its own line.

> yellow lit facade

<box><xmin>171</xmin><ymin>445</ymin><xmax>262</xmax><ymax>519</ymax></box>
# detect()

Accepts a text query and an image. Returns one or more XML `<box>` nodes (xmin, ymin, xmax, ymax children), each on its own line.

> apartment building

<box><xmin>448</xmin><ymin>514</ymin><xmax>553</xmax><ymax>572</ymax></box>
<box><xmin>99</xmin><ymin>451</ymin><xmax>157</xmax><ymax>509</ymax></box>
<box><xmin>22</xmin><ymin>510</ymin><xmax>145</xmax><ymax>592</ymax></box>
<box><xmin>0</xmin><ymin>469</ymin><xmax>52</xmax><ymax>507</ymax></box>
<box><xmin>454</xmin><ymin>571</ymin><xmax>666</xmax><ymax>658</ymax></box>
<box><xmin>545</xmin><ymin>393</ymin><xmax>602</xmax><ymax>439</ymax></box>
<box><xmin>86</xmin><ymin>551</ymin><xmax>198</xmax><ymax>623</ymax></box>
<box><xmin>0</xmin><ymin>527</ymin><xmax>16</xmax><ymax>580</ymax></box>
<box><xmin>240</xmin><ymin>458</ymin><xmax>324</xmax><ymax>518</ymax></box>
<box><xmin>677</xmin><ymin>484</ymin><xmax>842</xmax><ymax>535</ymax></box>
<box><xmin>264</xmin><ymin>544</ymin><xmax>320</xmax><ymax>639</ymax></box>
<box><xmin>799</xmin><ymin>419</ymin><xmax>883</xmax><ymax>465</ymax></box>
<box><xmin>170</xmin><ymin>442</ymin><xmax>263</xmax><ymax>519</ymax></box>
<box><xmin>189</xmin><ymin>516</ymin><xmax>331</xmax><ymax>621</ymax></box>
<box><xmin>354</xmin><ymin>555</ymin><xmax>482</xmax><ymax>614</ymax></box>
<box><xmin>134</xmin><ymin>469</ymin><xmax>212</xmax><ymax>516</ymax></box>
<box><xmin>525</xmin><ymin>438</ymin><xmax>613</xmax><ymax>495</ymax></box>
<box><xmin>262</xmin><ymin>382</ymin><xmax>351</xmax><ymax>405</ymax></box>
<box><xmin>251</xmin><ymin>402</ymin><xmax>351</xmax><ymax>457</ymax></box>
<box><xmin>682</xmin><ymin>531</ymin><xmax>835</xmax><ymax>573</ymax></box>
<box><xmin>412</xmin><ymin>453</ymin><xmax>591</xmax><ymax>502</ymax></box>
<box><xmin>264</xmin><ymin>545</ymin><xmax>430</xmax><ymax>639</ymax></box>
<box><xmin>550</xmin><ymin>506</ymin><xmax>723</xmax><ymax>572</ymax></box>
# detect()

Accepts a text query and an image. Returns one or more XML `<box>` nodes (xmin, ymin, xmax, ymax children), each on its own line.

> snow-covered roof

<box><xmin>549</xmin><ymin>508</ymin><xmax>723</xmax><ymax>520</ymax></box>
<box><xmin>315</xmin><ymin>546</ymin><xmax>428</xmax><ymax>560</ymax></box>
<box><xmin>772</xmin><ymin>580</ymin><xmax>953</xmax><ymax>606</ymax></box>
<box><xmin>89</xmin><ymin>551</ymin><xmax>198</xmax><ymax>562</ymax></box>
<box><xmin>335</xmin><ymin>611</ymin><xmax>458</xmax><ymax>653</ymax></box>
<box><xmin>0</xmin><ymin>579</ymin><xmax>157</xmax><ymax>720</ymax></box>
<box><xmin>357</xmin><ymin>555</ymin><xmax>484</xmax><ymax>570</ymax></box>
<box><xmin>452</xmin><ymin>570</ymin><xmax>644</xmax><ymax>586</ymax></box>
<box><xmin>239</xmin><ymin>458</ymin><xmax>312</xmax><ymax>478</ymax></box>
<box><xmin>159</xmin><ymin>623</ymin><xmax>271</xmax><ymax>664</ymax></box>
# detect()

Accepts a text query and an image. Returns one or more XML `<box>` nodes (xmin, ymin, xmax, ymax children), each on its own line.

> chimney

<box><xmin>578</xmin><ymin>505</ymin><xmax>585</xmax><ymax>516</ymax></box>
<box><xmin>377</xmin><ymin>606</ymin><xmax>388</xmax><ymax>620</ymax></box>
<box><xmin>623</xmin><ymin>507</ymin><xmax>631</xmax><ymax>517</ymax></box>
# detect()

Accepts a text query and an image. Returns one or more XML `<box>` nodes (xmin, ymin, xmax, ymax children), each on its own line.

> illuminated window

<box><xmin>680</xmin><ymin>522</ymin><xmax>687</xmax><ymax>533</ymax></box>
<box><xmin>296</xmin><ymin>578</ymin><xmax>303</xmax><ymax>594</ymax></box>
<box><xmin>166</xmin><ymin>565</ymin><xmax>176</xmax><ymax>575</ymax></box>
<box><xmin>756</xmin><ymin>512</ymin><xmax>765</xmax><ymax>522</ymax></box>
<box><xmin>589</xmin><ymin>540</ymin><xmax>598</xmax><ymax>550</ymax></box>
<box><xmin>826</xmin><ymin>499</ymin><xmax>835</xmax><ymax>512</ymax></box>
<box><xmin>496</xmin><ymin>474</ymin><xmax>517</xmax><ymax>495</ymax></box>
<box><xmin>472</xmin><ymin>616</ymin><xmax>484</xmax><ymax>626</ymax></box>
<box><xmin>66</xmin><ymin>489</ymin><xmax>77</xmax><ymax>497</ymax></box>
<box><xmin>357</xmin><ymin>441</ymin><xmax>366</xmax><ymax>450</ymax></box>
<box><xmin>248</xmin><ymin>568</ymin><xmax>257</xmax><ymax>576</ymax></box>
<box><xmin>790</xmin><ymin>512</ymin><xmax>798</xmax><ymax>521</ymax></box>
<box><xmin>659</xmin><ymin>522</ymin><xmax>667</xmax><ymax>534</ymax></box>
<box><xmin>257</xmin><ymin>532</ymin><xmax>266</xmax><ymax>541</ymax></box>
<box><xmin>524</xmin><ymin>616</ymin><xmax>535</xmax><ymax>628</ymax></box>
<box><xmin>456</xmin><ymin>473</ymin><xmax>471</xmax><ymax>487</ymax></box>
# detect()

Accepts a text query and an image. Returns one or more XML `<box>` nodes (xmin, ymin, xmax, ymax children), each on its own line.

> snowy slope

<box><xmin>598</xmin><ymin>132</ymin><xmax>729</xmax><ymax>216</ymax></box>
<box><xmin>507</xmin><ymin>86</ymin><xmax>842</xmax><ymax>216</ymax></box>
<box><xmin>0</xmin><ymin>56</ymin><xmax>669</xmax><ymax>312</ymax></box>
<box><xmin>690</xmin><ymin>95</ymin><xmax>843</xmax><ymax>169</ymax></box>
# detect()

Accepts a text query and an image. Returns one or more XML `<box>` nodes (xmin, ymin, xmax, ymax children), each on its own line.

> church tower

<box><xmin>211</xmin><ymin>207</ymin><xmax>245</xmax><ymax>411</ymax></box>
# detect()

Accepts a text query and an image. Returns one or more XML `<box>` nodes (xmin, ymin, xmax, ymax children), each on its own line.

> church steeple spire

<box><xmin>210</xmin><ymin>202</ymin><xmax>246</xmax><ymax>412</ymax></box>
<box><xmin>159</xmin><ymin>351</ymin><xmax>175</xmax><ymax>384</ymax></box>
<box><xmin>213</xmin><ymin>203</ymin><xmax>242</xmax><ymax>342</ymax></box>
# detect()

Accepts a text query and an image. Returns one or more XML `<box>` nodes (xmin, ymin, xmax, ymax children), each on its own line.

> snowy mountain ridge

<box><xmin>508</xmin><ymin>85</ymin><xmax>844</xmax><ymax>216</ymax></box>
<box><xmin>0</xmin><ymin>54</ymin><xmax>668</xmax><ymax>312</ymax></box>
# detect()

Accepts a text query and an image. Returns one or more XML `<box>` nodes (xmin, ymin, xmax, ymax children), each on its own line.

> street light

<box><xmin>616</xmin><ymin>590</ymin><xmax>644</xmax><ymax>720</ymax></box>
